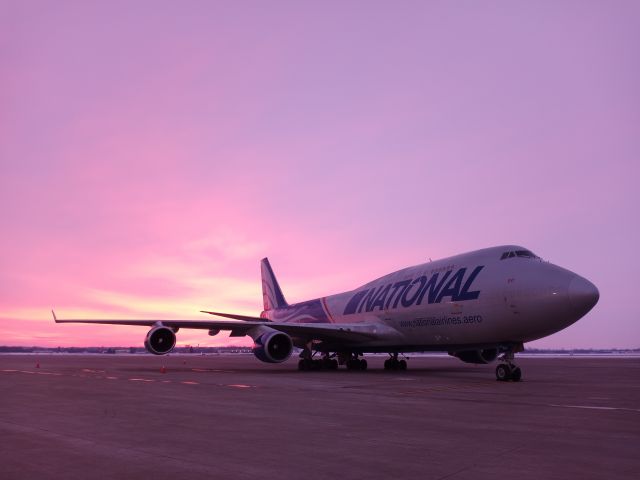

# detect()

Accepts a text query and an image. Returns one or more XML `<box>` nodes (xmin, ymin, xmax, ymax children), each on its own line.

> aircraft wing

<box><xmin>52</xmin><ymin>311</ymin><xmax>380</xmax><ymax>343</ymax></box>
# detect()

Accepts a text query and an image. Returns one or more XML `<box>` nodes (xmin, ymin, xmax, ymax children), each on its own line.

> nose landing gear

<box><xmin>496</xmin><ymin>350</ymin><xmax>522</xmax><ymax>382</ymax></box>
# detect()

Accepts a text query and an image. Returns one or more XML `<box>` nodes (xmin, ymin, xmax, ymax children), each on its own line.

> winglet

<box><xmin>52</xmin><ymin>310</ymin><xmax>58</xmax><ymax>322</ymax></box>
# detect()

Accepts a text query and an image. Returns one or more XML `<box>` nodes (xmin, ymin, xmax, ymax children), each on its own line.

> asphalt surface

<box><xmin>1</xmin><ymin>354</ymin><xmax>638</xmax><ymax>479</ymax></box>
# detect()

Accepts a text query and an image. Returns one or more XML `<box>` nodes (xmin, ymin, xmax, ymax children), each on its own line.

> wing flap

<box><xmin>266</xmin><ymin>323</ymin><xmax>379</xmax><ymax>342</ymax></box>
<box><xmin>200</xmin><ymin>310</ymin><xmax>269</xmax><ymax>322</ymax></box>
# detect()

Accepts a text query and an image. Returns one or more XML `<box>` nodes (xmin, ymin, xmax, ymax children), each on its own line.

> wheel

<box><xmin>511</xmin><ymin>367</ymin><xmax>522</xmax><ymax>382</ymax></box>
<box><xmin>496</xmin><ymin>364</ymin><xmax>512</xmax><ymax>381</ymax></box>
<box><xmin>322</xmin><ymin>358</ymin><xmax>338</xmax><ymax>370</ymax></box>
<box><xmin>384</xmin><ymin>359</ymin><xmax>391</xmax><ymax>370</ymax></box>
<box><xmin>359</xmin><ymin>359</ymin><xmax>368</xmax><ymax>371</ymax></box>
<box><xmin>298</xmin><ymin>359</ymin><xmax>308</xmax><ymax>371</ymax></box>
<box><xmin>399</xmin><ymin>359</ymin><xmax>407</xmax><ymax>371</ymax></box>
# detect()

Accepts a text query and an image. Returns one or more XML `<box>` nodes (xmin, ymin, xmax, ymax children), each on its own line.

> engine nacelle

<box><xmin>450</xmin><ymin>348</ymin><xmax>499</xmax><ymax>364</ymax></box>
<box><xmin>144</xmin><ymin>326</ymin><xmax>176</xmax><ymax>355</ymax></box>
<box><xmin>252</xmin><ymin>330</ymin><xmax>293</xmax><ymax>363</ymax></box>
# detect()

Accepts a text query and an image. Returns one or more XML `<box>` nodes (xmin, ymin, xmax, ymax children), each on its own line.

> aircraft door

<box><xmin>503</xmin><ymin>275</ymin><xmax>521</xmax><ymax>316</ymax></box>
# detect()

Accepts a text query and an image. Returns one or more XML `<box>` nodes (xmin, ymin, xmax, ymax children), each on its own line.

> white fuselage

<box><xmin>269</xmin><ymin>245</ymin><xmax>599</xmax><ymax>352</ymax></box>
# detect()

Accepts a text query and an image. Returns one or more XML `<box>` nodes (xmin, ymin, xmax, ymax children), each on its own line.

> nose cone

<box><xmin>568</xmin><ymin>275</ymin><xmax>599</xmax><ymax>318</ymax></box>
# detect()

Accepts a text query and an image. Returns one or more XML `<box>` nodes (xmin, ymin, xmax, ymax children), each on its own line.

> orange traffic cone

<box><xmin>160</xmin><ymin>366</ymin><xmax>167</xmax><ymax>374</ymax></box>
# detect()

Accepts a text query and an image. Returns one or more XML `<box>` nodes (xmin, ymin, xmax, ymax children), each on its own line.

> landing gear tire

<box><xmin>299</xmin><ymin>356</ymin><xmax>340</xmax><ymax>371</ymax></box>
<box><xmin>322</xmin><ymin>357</ymin><xmax>338</xmax><ymax>370</ymax></box>
<box><xmin>346</xmin><ymin>358</ymin><xmax>367</xmax><ymax>371</ymax></box>
<box><xmin>385</xmin><ymin>354</ymin><xmax>407</xmax><ymax>371</ymax></box>
<box><xmin>496</xmin><ymin>364</ymin><xmax>512</xmax><ymax>381</ymax></box>
<box><xmin>511</xmin><ymin>366</ymin><xmax>522</xmax><ymax>382</ymax></box>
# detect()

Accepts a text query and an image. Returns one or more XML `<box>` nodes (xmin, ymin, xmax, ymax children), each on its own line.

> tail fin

<box><xmin>260</xmin><ymin>258</ymin><xmax>288</xmax><ymax>311</ymax></box>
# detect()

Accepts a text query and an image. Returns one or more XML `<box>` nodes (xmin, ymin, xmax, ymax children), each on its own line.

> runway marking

<box><xmin>191</xmin><ymin>368</ymin><xmax>233</xmax><ymax>373</ymax></box>
<box><xmin>550</xmin><ymin>404</ymin><xmax>640</xmax><ymax>413</ymax></box>
<box><xmin>5</xmin><ymin>368</ymin><xmax>248</xmax><ymax>391</ymax></box>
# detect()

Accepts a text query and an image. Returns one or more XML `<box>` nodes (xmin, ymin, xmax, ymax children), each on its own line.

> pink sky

<box><xmin>1</xmin><ymin>1</ymin><xmax>638</xmax><ymax>349</ymax></box>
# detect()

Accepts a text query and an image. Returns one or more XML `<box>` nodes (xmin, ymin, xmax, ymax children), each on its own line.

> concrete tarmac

<box><xmin>1</xmin><ymin>354</ymin><xmax>639</xmax><ymax>479</ymax></box>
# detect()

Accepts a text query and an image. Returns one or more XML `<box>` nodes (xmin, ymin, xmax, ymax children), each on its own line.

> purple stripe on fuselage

<box><xmin>265</xmin><ymin>298</ymin><xmax>330</xmax><ymax>324</ymax></box>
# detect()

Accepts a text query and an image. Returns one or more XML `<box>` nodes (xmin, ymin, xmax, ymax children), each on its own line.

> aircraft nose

<box><xmin>568</xmin><ymin>275</ymin><xmax>599</xmax><ymax>317</ymax></box>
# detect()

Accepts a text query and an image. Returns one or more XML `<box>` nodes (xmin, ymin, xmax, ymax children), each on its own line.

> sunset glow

<box><xmin>1</xmin><ymin>1</ymin><xmax>638</xmax><ymax>348</ymax></box>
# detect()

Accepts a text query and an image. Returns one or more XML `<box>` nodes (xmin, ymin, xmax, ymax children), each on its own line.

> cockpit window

<box><xmin>500</xmin><ymin>250</ymin><xmax>539</xmax><ymax>260</ymax></box>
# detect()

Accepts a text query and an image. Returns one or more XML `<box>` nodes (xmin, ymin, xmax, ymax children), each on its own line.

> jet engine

<box><xmin>252</xmin><ymin>330</ymin><xmax>293</xmax><ymax>363</ymax></box>
<box><xmin>450</xmin><ymin>348</ymin><xmax>499</xmax><ymax>364</ymax></box>
<box><xmin>144</xmin><ymin>326</ymin><xmax>177</xmax><ymax>355</ymax></box>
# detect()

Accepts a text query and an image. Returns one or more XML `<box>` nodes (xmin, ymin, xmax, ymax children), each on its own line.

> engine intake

<box><xmin>252</xmin><ymin>330</ymin><xmax>293</xmax><ymax>363</ymax></box>
<box><xmin>450</xmin><ymin>348</ymin><xmax>498</xmax><ymax>364</ymax></box>
<box><xmin>144</xmin><ymin>326</ymin><xmax>176</xmax><ymax>355</ymax></box>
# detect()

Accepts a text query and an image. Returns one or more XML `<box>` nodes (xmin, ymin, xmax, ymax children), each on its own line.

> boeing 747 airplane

<box><xmin>54</xmin><ymin>245</ymin><xmax>599</xmax><ymax>381</ymax></box>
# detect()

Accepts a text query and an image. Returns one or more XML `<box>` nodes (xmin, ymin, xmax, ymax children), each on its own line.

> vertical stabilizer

<box><xmin>261</xmin><ymin>258</ymin><xmax>288</xmax><ymax>311</ymax></box>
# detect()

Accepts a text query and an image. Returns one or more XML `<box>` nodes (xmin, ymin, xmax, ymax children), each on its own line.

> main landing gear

<box><xmin>495</xmin><ymin>351</ymin><xmax>522</xmax><ymax>382</ymax></box>
<box><xmin>384</xmin><ymin>353</ymin><xmax>407</xmax><ymax>371</ymax></box>
<box><xmin>298</xmin><ymin>355</ymin><xmax>339</xmax><ymax>371</ymax></box>
<box><xmin>345</xmin><ymin>354</ymin><xmax>367</xmax><ymax>371</ymax></box>
<box><xmin>298</xmin><ymin>348</ymin><xmax>339</xmax><ymax>371</ymax></box>
<box><xmin>297</xmin><ymin>349</ymin><xmax>366</xmax><ymax>371</ymax></box>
